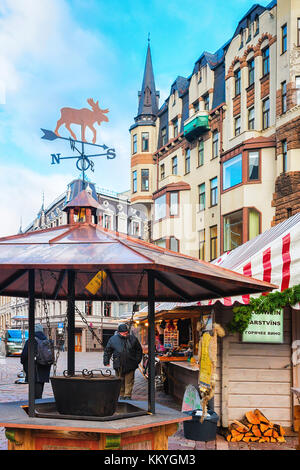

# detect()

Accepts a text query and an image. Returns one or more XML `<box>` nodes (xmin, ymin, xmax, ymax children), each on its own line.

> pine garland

<box><xmin>227</xmin><ymin>284</ymin><xmax>300</xmax><ymax>334</ymax></box>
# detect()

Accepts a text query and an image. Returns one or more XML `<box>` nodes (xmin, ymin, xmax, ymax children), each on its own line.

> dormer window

<box><xmin>172</xmin><ymin>91</ymin><xmax>176</xmax><ymax>106</ymax></box>
<box><xmin>254</xmin><ymin>15</ymin><xmax>259</xmax><ymax>35</ymax></box>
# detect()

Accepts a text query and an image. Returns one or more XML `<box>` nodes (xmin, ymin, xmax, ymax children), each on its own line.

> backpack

<box><xmin>35</xmin><ymin>337</ymin><xmax>54</xmax><ymax>366</ymax></box>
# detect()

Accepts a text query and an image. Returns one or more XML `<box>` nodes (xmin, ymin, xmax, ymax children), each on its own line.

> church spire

<box><xmin>135</xmin><ymin>39</ymin><xmax>159</xmax><ymax>123</ymax></box>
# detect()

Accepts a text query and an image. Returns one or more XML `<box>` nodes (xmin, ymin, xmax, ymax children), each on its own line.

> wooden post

<box><xmin>67</xmin><ymin>269</ymin><xmax>75</xmax><ymax>375</ymax></box>
<box><xmin>221</xmin><ymin>335</ymin><xmax>230</xmax><ymax>427</ymax></box>
<box><xmin>147</xmin><ymin>270</ymin><xmax>155</xmax><ymax>414</ymax></box>
<box><xmin>28</xmin><ymin>269</ymin><xmax>35</xmax><ymax>417</ymax></box>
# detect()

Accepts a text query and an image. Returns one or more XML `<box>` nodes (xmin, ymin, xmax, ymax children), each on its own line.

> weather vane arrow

<box><xmin>41</xmin><ymin>98</ymin><xmax>116</xmax><ymax>183</ymax></box>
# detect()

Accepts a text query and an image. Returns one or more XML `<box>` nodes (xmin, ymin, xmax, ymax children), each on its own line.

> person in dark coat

<box><xmin>103</xmin><ymin>323</ymin><xmax>142</xmax><ymax>400</ymax></box>
<box><xmin>20</xmin><ymin>324</ymin><xmax>52</xmax><ymax>399</ymax></box>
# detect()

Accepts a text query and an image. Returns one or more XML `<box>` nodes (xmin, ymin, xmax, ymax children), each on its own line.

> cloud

<box><xmin>0</xmin><ymin>164</ymin><xmax>73</xmax><ymax>237</ymax></box>
<box><xmin>0</xmin><ymin>0</ymin><xmax>117</xmax><ymax>157</ymax></box>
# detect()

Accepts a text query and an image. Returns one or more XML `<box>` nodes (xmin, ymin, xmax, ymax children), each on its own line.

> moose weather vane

<box><xmin>41</xmin><ymin>98</ymin><xmax>116</xmax><ymax>183</ymax></box>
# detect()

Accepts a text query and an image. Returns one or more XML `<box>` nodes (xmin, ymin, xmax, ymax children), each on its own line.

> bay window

<box><xmin>223</xmin><ymin>154</ymin><xmax>242</xmax><ymax>190</ymax></box>
<box><xmin>248</xmin><ymin>150</ymin><xmax>259</xmax><ymax>181</ymax></box>
<box><xmin>224</xmin><ymin>210</ymin><xmax>243</xmax><ymax>251</ymax></box>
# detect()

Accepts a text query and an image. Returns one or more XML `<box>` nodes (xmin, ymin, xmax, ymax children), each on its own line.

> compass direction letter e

<box><xmin>51</xmin><ymin>153</ymin><xmax>61</xmax><ymax>165</ymax></box>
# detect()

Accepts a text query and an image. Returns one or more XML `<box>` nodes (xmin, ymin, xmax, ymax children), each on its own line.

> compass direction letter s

<box><xmin>106</xmin><ymin>148</ymin><xmax>116</xmax><ymax>160</ymax></box>
<box><xmin>51</xmin><ymin>153</ymin><xmax>61</xmax><ymax>165</ymax></box>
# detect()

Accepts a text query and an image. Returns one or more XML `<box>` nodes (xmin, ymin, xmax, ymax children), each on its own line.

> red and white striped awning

<box><xmin>140</xmin><ymin>212</ymin><xmax>300</xmax><ymax>313</ymax></box>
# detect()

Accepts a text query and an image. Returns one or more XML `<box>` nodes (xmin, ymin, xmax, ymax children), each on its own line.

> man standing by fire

<box><xmin>103</xmin><ymin>323</ymin><xmax>143</xmax><ymax>400</ymax></box>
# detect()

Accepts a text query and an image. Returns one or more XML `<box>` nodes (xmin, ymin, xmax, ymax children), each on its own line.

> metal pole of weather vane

<box><xmin>41</xmin><ymin>128</ymin><xmax>116</xmax><ymax>186</ymax></box>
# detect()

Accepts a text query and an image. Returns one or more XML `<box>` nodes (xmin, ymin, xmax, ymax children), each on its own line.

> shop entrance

<box><xmin>75</xmin><ymin>332</ymin><xmax>82</xmax><ymax>352</ymax></box>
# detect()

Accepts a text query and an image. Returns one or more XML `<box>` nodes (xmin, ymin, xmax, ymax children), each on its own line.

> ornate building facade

<box><xmin>130</xmin><ymin>0</ymin><xmax>300</xmax><ymax>261</ymax></box>
<box><xmin>0</xmin><ymin>179</ymin><xmax>147</xmax><ymax>350</ymax></box>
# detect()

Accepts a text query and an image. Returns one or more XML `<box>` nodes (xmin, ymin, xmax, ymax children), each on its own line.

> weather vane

<box><xmin>41</xmin><ymin>98</ymin><xmax>116</xmax><ymax>184</ymax></box>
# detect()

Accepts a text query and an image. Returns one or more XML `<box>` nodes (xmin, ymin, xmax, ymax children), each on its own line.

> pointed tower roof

<box><xmin>135</xmin><ymin>41</ymin><xmax>160</xmax><ymax>123</ymax></box>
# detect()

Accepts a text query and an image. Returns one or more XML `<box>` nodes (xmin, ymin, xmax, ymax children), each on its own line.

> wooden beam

<box><xmin>154</xmin><ymin>271</ymin><xmax>192</xmax><ymax>301</ymax></box>
<box><xmin>0</xmin><ymin>269</ymin><xmax>27</xmax><ymax>294</ymax></box>
<box><xmin>52</xmin><ymin>269</ymin><xmax>66</xmax><ymax>300</ymax></box>
<box><xmin>105</xmin><ymin>269</ymin><xmax>121</xmax><ymax>300</ymax></box>
<box><xmin>182</xmin><ymin>275</ymin><xmax>225</xmax><ymax>297</ymax></box>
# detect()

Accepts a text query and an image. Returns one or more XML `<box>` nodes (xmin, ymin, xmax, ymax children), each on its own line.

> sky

<box><xmin>0</xmin><ymin>0</ymin><xmax>272</xmax><ymax>236</ymax></box>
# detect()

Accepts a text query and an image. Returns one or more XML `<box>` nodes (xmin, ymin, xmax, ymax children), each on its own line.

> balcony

<box><xmin>183</xmin><ymin>111</ymin><xmax>210</xmax><ymax>142</ymax></box>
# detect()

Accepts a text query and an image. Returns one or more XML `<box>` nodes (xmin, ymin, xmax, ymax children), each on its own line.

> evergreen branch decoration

<box><xmin>227</xmin><ymin>284</ymin><xmax>300</xmax><ymax>334</ymax></box>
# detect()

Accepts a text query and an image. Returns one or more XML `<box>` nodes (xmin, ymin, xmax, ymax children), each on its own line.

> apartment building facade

<box><xmin>129</xmin><ymin>0</ymin><xmax>300</xmax><ymax>262</ymax></box>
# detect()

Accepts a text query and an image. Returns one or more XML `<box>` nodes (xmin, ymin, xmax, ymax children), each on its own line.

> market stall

<box><xmin>0</xmin><ymin>188</ymin><xmax>275</xmax><ymax>450</ymax></box>
<box><xmin>134</xmin><ymin>212</ymin><xmax>300</xmax><ymax>432</ymax></box>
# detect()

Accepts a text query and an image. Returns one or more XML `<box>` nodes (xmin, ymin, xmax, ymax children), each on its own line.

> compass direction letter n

<box><xmin>51</xmin><ymin>153</ymin><xmax>61</xmax><ymax>165</ymax></box>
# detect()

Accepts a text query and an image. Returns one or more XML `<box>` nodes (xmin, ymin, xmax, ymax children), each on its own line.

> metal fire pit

<box><xmin>50</xmin><ymin>369</ymin><xmax>121</xmax><ymax>417</ymax></box>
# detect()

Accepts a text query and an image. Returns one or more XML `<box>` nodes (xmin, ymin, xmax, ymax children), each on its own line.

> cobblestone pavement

<box><xmin>0</xmin><ymin>353</ymin><xmax>298</xmax><ymax>451</ymax></box>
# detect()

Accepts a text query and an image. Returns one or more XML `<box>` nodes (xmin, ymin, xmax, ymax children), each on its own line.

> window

<box><xmin>132</xmin><ymin>221</ymin><xmax>140</xmax><ymax>237</ymax></box>
<box><xmin>235</xmin><ymin>116</ymin><xmax>241</xmax><ymax>136</ymax></box>
<box><xmin>104</xmin><ymin>302</ymin><xmax>111</xmax><ymax>317</ymax></box>
<box><xmin>142</xmin><ymin>132</ymin><xmax>149</xmax><ymax>152</ymax></box>
<box><xmin>198</xmin><ymin>139</ymin><xmax>204</xmax><ymax>166</ymax></box>
<box><xmin>210</xmin><ymin>177</ymin><xmax>218</xmax><ymax>206</ymax></box>
<box><xmin>185</xmin><ymin>148</ymin><xmax>190</xmax><ymax>174</ymax></box>
<box><xmin>248</xmin><ymin>209</ymin><xmax>260</xmax><ymax>240</ymax></box>
<box><xmin>298</xmin><ymin>18</ymin><xmax>300</xmax><ymax>47</ymax></box>
<box><xmin>281</xmin><ymin>24</ymin><xmax>287</xmax><ymax>54</ymax></box>
<box><xmin>262</xmin><ymin>97</ymin><xmax>270</xmax><ymax>129</ymax></box>
<box><xmin>133</xmin><ymin>134</ymin><xmax>137</xmax><ymax>154</ymax></box>
<box><xmin>198</xmin><ymin>183</ymin><xmax>205</xmax><ymax>211</ymax></box>
<box><xmin>141</xmin><ymin>169</ymin><xmax>149</xmax><ymax>191</ymax></box>
<box><xmin>254</xmin><ymin>15</ymin><xmax>259</xmax><ymax>35</ymax></box>
<box><xmin>170</xmin><ymin>237</ymin><xmax>179</xmax><ymax>252</ymax></box>
<box><xmin>103</xmin><ymin>213</ymin><xmax>112</xmax><ymax>229</ymax></box>
<box><xmin>224</xmin><ymin>210</ymin><xmax>243</xmax><ymax>251</ymax></box>
<box><xmin>172</xmin><ymin>91</ymin><xmax>176</xmax><ymax>106</ymax></box>
<box><xmin>173</xmin><ymin>118</ymin><xmax>178</xmax><ymax>138</ymax></box>
<box><xmin>160</xmin><ymin>163</ymin><xmax>165</xmax><ymax>180</ymax></box>
<box><xmin>193</xmin><ymin>101</ymin><xmax>199</xmax><ymax>113</ymax></box>
<box><xmin>154</xmin><ymin>192</ymin><xmax>179</xmax><ymax>220</ymax></box>
<box><xmin>154</xmin><ymin>194</ymin><xmax>167</xmax><ymax>221</ymax></box>
<box><xmin>154</xmin><ymin>238</ymin><xmax>167</xmax><ymax>248</ymax></box>
<box><xmin>212</xmin><ymin>130</ymin><xmax>219</xmax><ymax>158</ymax></box>
<box><xmin>199</xmin><ymin>230</ymin><xmax>205</xmax><ymax>261</ymax></box>
<box><xmin>169</xmin><ymin>192</ymin><xmax>179</xmax><ymax>216</ymax></box>
<box><xmin>282</xmin><ymin>81</ymin><xmax>287</xmax><ymax>113</ymax></box>
<box><xmin>85</xmin><ymin>301</ymin><xmax>93</xmax><ymax>316</ymax></box>
<box><xmin>248</xmin><ymin>150</ymin><xmax>259</xmax><ymax>181</ymax></box>
<box><xmin>234</xmin><ymin>69</ymin><xmax>241</xmax><ymax>96</ymax></box>
<box><xmin>262</xmin><ymin>47</ymin><xmax>269</xmax><ymax>76</ymax></box>
<box><xmin>282</xmin><ymin>140</ymin><xmax>287</xmax><ymax>173</ymax></box>
<box><xmin>210</xmin><ymin>226</ymin><xmax>218</xmax><ymax>261</ymax></box>
<box><xmin>248</xmin><ymin>58</ymin><xmax>255</xmax><ymax>86</ymax></box>
<box><xmin>203</xmin><ymin>94</ymin><xmax>209</xmax><ymax>111</ymax></box>
<box><xmin>161</xmin><ymin>127</ymin><xmax>167</xmax><ymax>146</ymax></box>
<box><xmin>296</xmin><ymin>76</ymin><xmax>300</xmax><ymax>105</ymax></box>
<box><xmin>223</xmin><ymin>154</ymin><xmax>242</xmax><ymax>190</ymax></box>
<box><xmin>248</xmin><ymin>107</ymin><xmax>255</xmax><ymax>130</ymax></box>
<box><xmin>172</xmin><ymin>156</ymin><xmax>178</xmax><ymax>175</ymax></box>
<box><xmin>132</xmin><ymin>170</ymin><xmax>137</xmax><ymax>193</ymax></box>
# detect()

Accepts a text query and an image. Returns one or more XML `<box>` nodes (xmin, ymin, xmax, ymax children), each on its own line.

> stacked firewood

<box><xmin>226</xmin><ymin>409</ymin><xmax>286</xmax><ymax>443</ymax></box>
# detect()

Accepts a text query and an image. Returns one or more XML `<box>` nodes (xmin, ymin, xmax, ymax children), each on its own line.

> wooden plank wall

<box><xmin>219</xmin><ymin>307</ymin><xmax>292</xmax><ymax>428</ymax></box>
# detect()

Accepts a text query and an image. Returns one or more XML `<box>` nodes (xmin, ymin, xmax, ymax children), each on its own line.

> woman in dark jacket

<box><xmin>103</xmin><ymin>323</ymin><xmax>142</xmax><ymax>399</ymax></box>
<box><xmin>20</xmin><ymin>324</ymin><xmax>52</xmax><ymax>399</ymax></box>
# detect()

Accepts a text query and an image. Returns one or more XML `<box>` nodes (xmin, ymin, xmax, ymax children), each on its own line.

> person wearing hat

<box><xmin>20</xmin><ymin>324</ymin><xmax>53</xmax><ymax>399</ymax></box>
<box><xmin>103</xmin><ymin>323</ymin><xmax>143</xmax><ymax>400</ymax></box>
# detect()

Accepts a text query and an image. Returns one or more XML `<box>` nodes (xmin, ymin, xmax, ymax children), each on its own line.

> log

<box><xmin>245</xmin><ymin>411</ymin><xmax>260</xmax><ymax>425</ymax></box>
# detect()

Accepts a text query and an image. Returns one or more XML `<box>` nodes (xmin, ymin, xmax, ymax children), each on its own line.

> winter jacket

<box><xmin>20</xmin><ymin>331</ymin><xmax>51</xmax><ymax>383</ymax></box>
<box><xmin>103</xmin><ymin>332</ymin><xmax>143</xmax><ymax>374</ymax></box>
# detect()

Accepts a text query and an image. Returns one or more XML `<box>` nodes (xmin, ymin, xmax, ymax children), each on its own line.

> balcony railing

<box><xmin>183</xmin><ymin>111</ymin><xmax>210</xmax><ymax>142</ymax></box>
